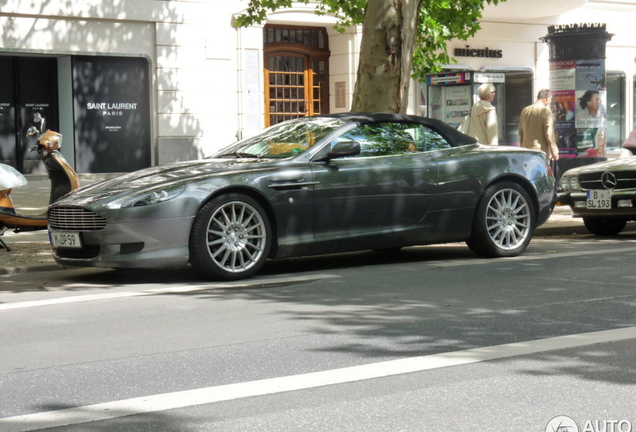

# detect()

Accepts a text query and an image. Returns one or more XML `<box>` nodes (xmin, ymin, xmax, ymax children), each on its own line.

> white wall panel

<box><xmin>0</xmin><ymin>17</ymin><xmax>154</xmax><ymax>56</ymax></box>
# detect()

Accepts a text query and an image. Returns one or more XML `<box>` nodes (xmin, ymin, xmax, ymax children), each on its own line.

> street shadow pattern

<box><xmin>2</xmin><ymin>239</ymin><xmax>636</xmax><ymax>430</ymax></box>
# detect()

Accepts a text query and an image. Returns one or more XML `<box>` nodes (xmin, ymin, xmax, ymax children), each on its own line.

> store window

<box><xmin>498</xmin><ymin>69</ymin><xmax>534</xmax><ymax>145</ymax></box>
<box><xmin>606</xmin><ymin>71</ymin><xmax>624</xmax><ymax>151</ymax></box>
<box><xmin>0</xmin><ymin>57</ymin><xmax>59</xmax><ymax>173</ymax></box>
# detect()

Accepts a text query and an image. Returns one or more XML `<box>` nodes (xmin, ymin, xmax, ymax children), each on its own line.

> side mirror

<box><xmin>311</xmin><ymin>139</ymin><xmax>361</xmax><ymax>162</ymax></box>
<box><xmin>328</xmin><ymin>140</ymin><xmax>361</xmax><ymax>158</ymax></box>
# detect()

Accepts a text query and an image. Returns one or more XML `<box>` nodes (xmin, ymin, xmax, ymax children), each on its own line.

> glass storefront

<box><xmin>0</xmin><ymin>55</ymin><xmax>151</xmax><ymax>174</ymax></box>
<box><xmin>606</xmin><ymin>71</ymin><xmax>625</xmax><ymax>152</ymax></box>
<box><xmin>0</xmin><ymin>57</ymin><xmax>59</xmax><ymax>174</ymax></box>
<box><xmin>420</xmin><ymin>68</ymin><xmax>534</xmax><ymax>146</ymax></box>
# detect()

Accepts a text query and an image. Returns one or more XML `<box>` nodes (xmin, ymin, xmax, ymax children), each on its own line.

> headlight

<box><xmin>561</xmin><ymin>175</ymin><xmax>580</xmax><ymax>192</ymax></box>
<box><xmin>560</xmin><ymin>175</ymin><xmax>570</xmax><ymax>192</ymax></box>
<box><xmin>568</xmin><ymin>175</ymin><xmax>581</xmax><ymax>191</ymax></box>
<box><xmin>105</xmin><ymin>184</ymin><xmax>186</xmax><ymax>209</ymax></box>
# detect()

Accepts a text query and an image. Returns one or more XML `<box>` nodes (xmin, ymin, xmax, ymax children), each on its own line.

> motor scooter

<box><xmin>0</xmin><ymin>114</ymin><xmax>80</xmax><ymax>251</ymax></box>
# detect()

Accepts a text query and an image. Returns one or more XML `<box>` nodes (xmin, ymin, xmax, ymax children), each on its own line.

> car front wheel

<box><xmin>583</xmin><ymin>217</ymin><xmax>626</xmax><ymax>236</ymax></box>
<box><xmin>189</xmin><ymin>193</ymin><xmax>272</xmax><ymax>280</ymax></box>
<box><xmin>467</xmin><ymin>181</ymin><xmax>535</xmax><ymax>258</ymax></box>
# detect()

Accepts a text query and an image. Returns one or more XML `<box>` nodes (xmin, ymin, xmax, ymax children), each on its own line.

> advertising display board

<box><xmin>427</xmin><ymin>72</ymin><xmax>473</xmax><ymax>129</ymax></box>
<box><xmin>0</xmin><ymin>57</ymin><xmax>16</xmax><ymax>167</ymax></box>
<box><xmin>72</xmin><ymin>56</ymin><xmax>151</xmax><ymax>173</ymax></box>
<box><xmin>17</xmin><ymin>58</ymin><xmax>59</xmax><ymax>174</ymax></box>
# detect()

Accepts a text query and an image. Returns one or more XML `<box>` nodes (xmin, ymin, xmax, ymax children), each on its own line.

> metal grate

<box><xmin>579</xmin><ymin>171</ymin><xmax>636</xmax><ymax>190</ymax></box>
<box><xmin>48</xmin><ymin>207</ymin><xmax>107</xmax><ymax>231</ymax></box>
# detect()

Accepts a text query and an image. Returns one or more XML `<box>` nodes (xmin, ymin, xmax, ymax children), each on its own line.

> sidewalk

<box><xmin>0</xmin><ymin>175</ymin><xmax>590</xmax><ymax>275</ymax></box>
<box><xmin>1</xmin><ymin>174</ymin><xmax>116</xmax><ymax>275</ymax></box>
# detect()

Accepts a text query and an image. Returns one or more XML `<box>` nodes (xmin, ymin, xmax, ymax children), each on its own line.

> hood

<box><xmin>55</xmin><ymin>158</ymin><xmax>274</xmax><ymax>207</ymax></box>
<box><xmin>564</xmin><ymin>156</ymin><xmax>636</xmax><ymax>176</ymax></box>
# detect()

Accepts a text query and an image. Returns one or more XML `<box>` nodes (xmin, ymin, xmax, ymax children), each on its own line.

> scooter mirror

<box><xmin>26</xmin><ymin>126</ymin><xmax>39</xmax><ymax>136</ymax></box>
<box><xmin>33</xmin><ymin>113</ymin><xmax>42</xmax><ymax>122</ymax></box>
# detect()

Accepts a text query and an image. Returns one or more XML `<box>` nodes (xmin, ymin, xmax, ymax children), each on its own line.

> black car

<box><xmin>48</xmin><ymin>113</ymin><xmax>556</xmax><ymax>280</ymax></box>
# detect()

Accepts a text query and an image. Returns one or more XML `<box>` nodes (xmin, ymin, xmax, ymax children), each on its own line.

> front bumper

<box><xmin>50</xmin><ymin>215</ymin><xmax>194</xmax><ymax>269</ymax></box>
<box><xmin>557</xmin><ymin>190</ymin><xmax>636</xmax><ymax>220</ymax></box>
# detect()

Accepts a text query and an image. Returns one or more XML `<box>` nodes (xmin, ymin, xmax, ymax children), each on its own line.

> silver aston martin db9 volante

<box><xmin>48</xmin><ymin>113</ymin><xmax>556</xmax><ymax>280</ymax></box>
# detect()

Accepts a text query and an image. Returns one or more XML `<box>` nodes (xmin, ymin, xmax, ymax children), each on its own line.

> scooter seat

<box><xmin>0</xmin><ymin>210</ymin><xmax>48</xmax><ymax>229</ymax></box>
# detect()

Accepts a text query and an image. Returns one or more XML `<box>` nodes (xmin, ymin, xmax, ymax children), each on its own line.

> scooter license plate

<box><xmin>50</xmin><ymin>231</ymin><xmax>82</xmax><ymax>249</ymax></box>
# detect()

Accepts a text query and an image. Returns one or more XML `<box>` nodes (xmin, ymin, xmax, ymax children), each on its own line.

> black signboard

<box><xmin>72</xmin><ymin>56</ymin><xmax>151</xmax><ymax>173</ymax></box>
<box><xmin>0</xmin><ymin>57</ymin><xmax>16</xmax><ymax>167</ymax></box>
<box><xmin>17</xmin><ymin>57</ymin><xmax>59</xmax><ymax>174</ymax></box>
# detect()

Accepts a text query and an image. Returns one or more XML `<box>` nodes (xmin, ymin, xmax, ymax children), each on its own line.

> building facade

<box><xmin>1</xmin><ymin>0</ymin><xmax>635</xmax><ymax>173</ymax></box>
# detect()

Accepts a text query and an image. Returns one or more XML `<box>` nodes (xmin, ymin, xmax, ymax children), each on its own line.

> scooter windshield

<box><xmin>0</xmin><ymin>164</ymin><xmax>27</xmax><ymax>190</ymax></box>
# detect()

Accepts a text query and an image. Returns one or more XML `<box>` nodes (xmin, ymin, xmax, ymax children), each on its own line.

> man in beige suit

<box><xmin>518</xmin><ymin>89</ymin><xmax>559</xmax><ymax>161</ymax></box>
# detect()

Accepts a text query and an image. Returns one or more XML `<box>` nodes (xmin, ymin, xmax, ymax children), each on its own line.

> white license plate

<box><xmin>50</xmin><ymin>231</ymin><xmax>82</xmax><ymax>249</ymax></box>
<box><xmin>586</xmin><ymin>189</ymin><xmax>612</xmax><ymax>209</ymax></box>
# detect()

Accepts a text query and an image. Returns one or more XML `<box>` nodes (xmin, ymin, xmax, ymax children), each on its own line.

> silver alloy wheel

<box><xmin>206</xmin><ymin>200</ymin><xmax>267</xmax><ymax>273</ymax></box>
<box><xmin>485</xmin><ymin>188</ymin><xmax>531</xmax><ymax>251</ymax></box>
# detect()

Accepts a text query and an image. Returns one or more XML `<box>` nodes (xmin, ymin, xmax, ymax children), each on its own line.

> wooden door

<box><xmin>263</xmin><ymin>25</ymin><xmax>330</xmax><ymax>127</ymax></box>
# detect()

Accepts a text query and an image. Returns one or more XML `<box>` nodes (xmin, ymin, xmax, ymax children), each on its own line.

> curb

<box><xmin>0</xmin><ymin>264</ymin><xmax>65</xmax><ymax>276</ymax></box>
<box><xmin>534</xmin><ymin>225</ymin><xmax>589</xmax><ymax>237</ymax></box>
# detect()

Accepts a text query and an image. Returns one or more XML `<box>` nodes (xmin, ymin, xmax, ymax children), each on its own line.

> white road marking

<box><xmin>1</xmin><ymin>326</ymin><xmax>634</xmax><ymax>432</ymax></box>
<box><xmin>430</xmin><ymin>245</ymin><xmax>636</xmax><ymax>267</ymax></box>
<box><xmin>0</xmin><ymin>274</ymin><xmax>339</xmax><ymax>311</ymax></box>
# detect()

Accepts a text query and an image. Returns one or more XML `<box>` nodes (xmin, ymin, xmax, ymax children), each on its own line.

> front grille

<box><xmin>48</xmin><ymin>207</ymin><xmax>107</xmax><ymax>231</ymax></box>
<box><xmin>56</xmin><ymin>246</ymin><xmax>101</xmax><ymax>259</ymax></box>
<box><xmin>579</xmin><ymin>171</ymin><xmax>636</xmax><ymax>190</ymax></box>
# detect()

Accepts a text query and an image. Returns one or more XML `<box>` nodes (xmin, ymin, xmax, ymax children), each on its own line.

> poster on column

<box><xmin>72</xmin><ymin>56</ymin><xmax>151</xmax><ymax>173</ymax></box>
<box><xmin>549</xmin><ymin>61</ymin><xmax>576</xmax><ymax>157</ymax></box>
<box><xmin>574</xmin><ymin>60</ymin><xmax>606</xmax><ymax>156</ymax></box>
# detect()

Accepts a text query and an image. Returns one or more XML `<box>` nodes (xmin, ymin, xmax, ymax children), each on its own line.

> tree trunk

<box><xmin>351</xmin><ymin>0</ymin><xmax>421</xmax><ymax>113</ymax></box>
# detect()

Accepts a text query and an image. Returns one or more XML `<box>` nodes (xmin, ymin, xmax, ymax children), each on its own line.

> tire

<box><xmin>189</xmin><ymin>193</ymin><xmax>272</xmax><ymax>280</ymax></box>
<box><xmin>467</xmin><ymin>181</ymin><xmax>535</xmax><ymax>258</ymax></box>
<box><xmin>583</xmin><ymin>217</ymin><xmax>626</xmax><ymax>236</ymax></box>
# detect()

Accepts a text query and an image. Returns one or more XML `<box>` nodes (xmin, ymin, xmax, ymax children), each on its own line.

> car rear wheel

<box><xmin>467</xmin><ymin>181</ymin><xmax>535</xmax><ymax>258</ymax></box>
<box><xmin>189</xmin><ymin>193</ymin><xmax>271</xmax><ymax>280</ymax></box>
<box><xmin>583</xmin><ymin>217</ymin><xmax>626</xmax><ymax>236</ymax></box>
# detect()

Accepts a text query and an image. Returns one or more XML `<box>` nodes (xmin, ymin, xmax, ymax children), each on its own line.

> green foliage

<box><xmin>234</xmin><ymin>0</ymin><xmax>366</xmax><ymax>32</ymax></box>
<box><xmin>413</xmin><ymin>0</ymin><xmax>503</xmax><ymax>79</ymax></box>
<box><xmin>235</xmin><ymin>0</ymin><xmax>504</xmax><ymax>81</ymax></box>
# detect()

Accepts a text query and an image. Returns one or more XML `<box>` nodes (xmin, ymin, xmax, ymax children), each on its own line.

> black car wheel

<box><xmin>467</xmin><ymin>181</ymin><xmax>535</xmax><ymax>258</ymax></box>
<box><xmin>583</xmin><ymin>217</ymin><xmax>626</xmax><ymax>236</ymax></box>
<box><xmin>189</xmin><ymin>193</ymin><xmax>271</xmax><ymax>280</ymax></box>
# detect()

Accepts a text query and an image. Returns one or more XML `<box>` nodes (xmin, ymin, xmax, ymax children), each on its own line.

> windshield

<box><xmin>212</xmin><ymin>117</ymin><xmax>345</xmax><ymax>159</ymax></box>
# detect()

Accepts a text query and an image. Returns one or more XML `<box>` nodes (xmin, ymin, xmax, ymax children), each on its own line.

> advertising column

<box><xmin>541</xmin><ymin>24</ymin><xmax>613</xmax><ymax>172</ymax></box>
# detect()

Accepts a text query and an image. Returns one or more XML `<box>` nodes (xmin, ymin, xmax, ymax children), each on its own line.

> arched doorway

<box><xmin>264</xmin><ymin>25</ymin><xmax>330</xmax><ymax>127</ymax></box>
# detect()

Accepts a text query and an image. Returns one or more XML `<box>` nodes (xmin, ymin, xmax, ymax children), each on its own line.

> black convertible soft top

<box><xmin>316</xmin><ymin>112</ymin><xmax>478</xmax><ymax>147</ymax></box>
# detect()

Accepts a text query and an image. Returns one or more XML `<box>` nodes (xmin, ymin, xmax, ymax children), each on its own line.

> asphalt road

<box><xmin>1</xmin><ymin>234</ymin><xmax>636</xmax><ymax>431</ymax></box>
